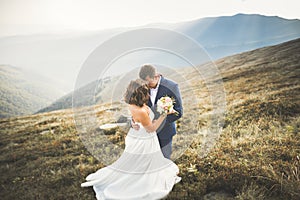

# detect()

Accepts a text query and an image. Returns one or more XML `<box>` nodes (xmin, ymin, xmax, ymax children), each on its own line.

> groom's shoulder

<box><xmin>161</xmin><ymin>76</ymin><xmax>178</xmax><ymax>87</ymax></box>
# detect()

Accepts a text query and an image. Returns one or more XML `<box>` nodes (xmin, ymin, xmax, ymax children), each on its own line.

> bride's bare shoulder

<box><xmin>129</xmin><ymin>104</ymin><xmax>146</xmax><ymax>114</ymax></box>
<box><xmin>128</xmin><ymin>104</ymin><xmax>149</xmax><ymax>122</ymax></box>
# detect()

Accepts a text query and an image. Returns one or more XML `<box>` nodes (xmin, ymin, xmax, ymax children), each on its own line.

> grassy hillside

<box><xmin>0</xmin><ymin>38</ymin><xmax>299</xmax><ymax>199</ymax></box>
<box><xmin>0</xmin><ymin>65</ymin><xmax>65</xmax><ymax>118</ymax></box>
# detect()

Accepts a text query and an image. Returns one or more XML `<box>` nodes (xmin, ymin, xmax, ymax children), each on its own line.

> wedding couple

<box><xmin>81</xmin><ymin>64</ymin><xmax>183</xmax><ymax>199</ymax></box>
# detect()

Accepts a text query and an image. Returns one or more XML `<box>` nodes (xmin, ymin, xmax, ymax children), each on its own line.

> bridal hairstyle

<box><xmin>124</xmin><ymin>79</ymin><xmax>150</xmax><ymax>107</ymax></box>
<box><xmin>139</xmin><ymin>64</ymin><xmax>156</xmax><ymax>80</ymax></box>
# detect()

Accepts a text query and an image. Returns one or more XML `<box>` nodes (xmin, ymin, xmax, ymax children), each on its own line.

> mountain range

<box><xmin>177</xmin><ymin>13</ymin><xmax>300</xmax><ymax>58</ymax></box>
<box><xmin>1</xmin><ymin>13</ymin><xmax>300</xmax><ymax>117</ymax></box>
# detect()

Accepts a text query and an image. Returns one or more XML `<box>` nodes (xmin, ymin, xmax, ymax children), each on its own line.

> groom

<box><xmin>133</xmin><ymin>64</ymin><xmax>183</xmax><ymax>159</ymax></box>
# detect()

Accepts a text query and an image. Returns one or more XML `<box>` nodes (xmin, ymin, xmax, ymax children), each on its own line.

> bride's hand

<box><xmin>160</xmin><ymin>108</ymin><xmax>177</xmax><ymax>117</ymax></box>
<box><xmin>167</xmin><ymin>108</ymin><xmax>178</xmax><ymax>115</ymax></box>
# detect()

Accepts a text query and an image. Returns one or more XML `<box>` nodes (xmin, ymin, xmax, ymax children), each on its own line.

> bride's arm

<box><xmin>139</xmin><ymin>111</ymin><xmax>167</xmax><ymax>133</ymax></box>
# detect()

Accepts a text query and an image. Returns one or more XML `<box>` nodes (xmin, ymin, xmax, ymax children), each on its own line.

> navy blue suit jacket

<box><xmin>147</xmin><ymin>76</ymin><xmax>183</xmax><ymax>140</ymax></box>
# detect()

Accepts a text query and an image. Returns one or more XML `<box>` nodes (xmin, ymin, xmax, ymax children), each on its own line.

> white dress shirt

<box><xmin>150</xmin><ymin>76</ymin><xmax>161</xmax><ymax>105</ymax></box>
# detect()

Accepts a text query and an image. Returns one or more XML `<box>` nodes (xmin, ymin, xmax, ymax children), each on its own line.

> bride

<box><xmin>81</xmin><ymin>79</ymin><xmax>181</xmax><ymax>200</ymax></box>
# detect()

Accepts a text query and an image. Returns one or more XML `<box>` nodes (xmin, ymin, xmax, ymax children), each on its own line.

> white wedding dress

<box><xmin>81</xmin><ymin>109</ymin><xmax>181</xmax><ymax>200</ymax></box>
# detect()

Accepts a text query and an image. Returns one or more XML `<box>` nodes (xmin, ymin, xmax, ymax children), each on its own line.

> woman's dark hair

<box><xmin>124</xmin><ymin>79</ymin><xmax>149</xmax><ymax>107</ymax></box>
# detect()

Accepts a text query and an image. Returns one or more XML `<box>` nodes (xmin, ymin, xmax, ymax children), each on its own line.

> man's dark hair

<box><xmin>139</xmin><ymin>64</ymin><xmax>156</xmax><ymax>80</ymax></box>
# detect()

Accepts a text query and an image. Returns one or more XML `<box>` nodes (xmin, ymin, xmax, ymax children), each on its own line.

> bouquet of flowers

<box><xmin>157</xmin><ymin>96</ymin><xmax>178</xmax><ymax>115</ymax></box>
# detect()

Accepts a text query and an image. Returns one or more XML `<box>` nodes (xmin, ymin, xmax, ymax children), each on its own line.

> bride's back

<box><xmin>129</xmin><ymin>104</ymin><xmax>150</xmax><ymax>125</ymax></box>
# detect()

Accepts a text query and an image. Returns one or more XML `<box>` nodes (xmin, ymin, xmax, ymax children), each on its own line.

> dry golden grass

<box><xmin>0</xmin><ymin>38</ymin><xmax>299</xmax><ymax>199</ymax></box>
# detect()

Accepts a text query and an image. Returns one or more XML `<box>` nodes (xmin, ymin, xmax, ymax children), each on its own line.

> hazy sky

<box><xmin>0</xmin><ymin>0</ymin><xmax>299</xmax><ymax>37</ymax></box>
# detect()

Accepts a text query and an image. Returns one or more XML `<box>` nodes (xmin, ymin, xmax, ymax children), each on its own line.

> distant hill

<box><xmin>1</xmin><ymin>14</ymin><xmax>299</xmax><ymax>92</ymax></box>
<box><xmin>0</xmin><ymin>65</ymin><xmax>65</xmax><ymax>118</ymax></box>
<box><xmin>36</xmin><ymin>79</ymin><xmax>100</xmax><ymax>114</ymax></box>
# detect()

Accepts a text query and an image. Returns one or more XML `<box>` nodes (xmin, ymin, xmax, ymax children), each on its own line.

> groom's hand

<box><xmin>131</xmin><ymin>118</ymin><xmax>140</xmax><ymax>131</ymax></box>
<box><xmin>132</xmin><ymin>123</ymin><xmax>140</xmax><ymax>130</ymax></box>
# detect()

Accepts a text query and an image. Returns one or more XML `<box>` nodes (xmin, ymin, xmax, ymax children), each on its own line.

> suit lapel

<box><xmin>148</xmin><ymin>100</ymin><xmax>152</xmax><ymax>108</ymax></box>
<box><xmin>154</xmin><ymin>76</ymin><xmax>164</xmax><ymax>104</ymax></box>
<box><xmin>147</xmin><ymin>86</ymin><xmax>153</xmax><ymax>108</ymax></box>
